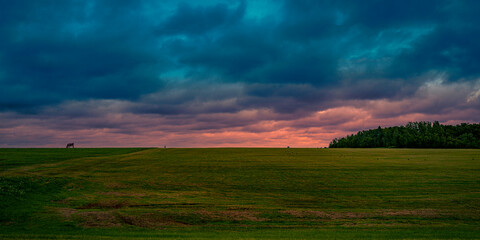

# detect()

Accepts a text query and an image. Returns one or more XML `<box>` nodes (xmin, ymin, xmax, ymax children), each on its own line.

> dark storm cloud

<box><xmin>343</xmin><ymin>0</ymin><xmax>443</xmax><ymax>29</ymax></box>
<box><xmin>0</xmin><ymin>0</ymin><xmax>165</xmax><ymax>111</ymax></box>
<box><xmin>343</xmin><ymin>0</ymin><xmax>480</xmax><ymax>80</ymax></box>
<box><xmin>168</xmin><ymin>25</ymin><xmax>283</xmax><ymax>79</ymax></box>
<box><xmin>2</xmin><ymin>0</ymin><xmax>480</xmax><ymax>133</ymax></box>
<box><xmin>158</xmin><ymin>0</ymin><xmax>246</xmax><ymax>36</ymax></box>
<box><xmin>389</xmin><ymin>26</ymin><xmax>480</xmax><ymax>80</ymax></box>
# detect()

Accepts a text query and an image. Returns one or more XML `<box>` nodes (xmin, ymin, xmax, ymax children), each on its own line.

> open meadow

<box><xmin>0</xmin><ymin>148</ymin><xmax>479</xmax><ymax>239</ymax></box>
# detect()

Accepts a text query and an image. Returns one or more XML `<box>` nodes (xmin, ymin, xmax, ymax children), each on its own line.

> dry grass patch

<box><xmin>281</xmin><ymin>209</ymin><xmax>441</xmax><ymax>219</ymax></box>
<box><xmin>55</xmin><ymin>197</ymin><xmax>74</xmax><ymax>204</ymax></box>
<box><xmin>57</xmin><ymin>208</ymin><xmax>186</xmax><ymax>229</ymax></box>
<box><xmin>226</xmin><ymin>205</ymin><xmax>256</xmax><ymax>210</ymax></box>
<box><xmin>380</xmin><ymin>209</ymin><xmax>439</xmax><ymax>217</ymax></box>
<box><xmin>281</xmin><ymin>210</ymin><xmax>369</xmax><ymax>219</ymax></box>
<box><xmin>77</xmin><ymin>211</ymin><xmax>122</xmax><ymax>228</ymax></box>
<box><xmin>97</xmin><ymin>191</ymin><xmax>146</xmax><ymax>197</ymax></box>
<box><xmin>104</xmin><ymin>182</ymin><xmax>129</xmax><ymax>189</ymax></box>
<box><xmin>195</xmin><ymin>210</ymin><xmax>266</xmax><ymax>221</ymax></box>
<box><xmin>56</xmin><ymin>207</ymin><xmax>78</xmax><ymax>220</ymax></box>
<box><xmin>78</xmin><ymin>200</ymin><xmax>130</xmax><ymax>209</ymax></box>
<box><xmin>341</xmin><ymin>221</ymin><xmax>415</xmax><ymax>227</ymax></box>
<box><xmin>117</xmin><ymin>213</ymin><xmax>189</xmax><ymax>228</ymax></box>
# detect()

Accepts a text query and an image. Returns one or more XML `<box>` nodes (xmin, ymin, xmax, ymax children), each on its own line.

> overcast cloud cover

<box><xmin>1</xmin><ymin>0</ymin><xmax>480</xmax><ymax>147</ymax></box>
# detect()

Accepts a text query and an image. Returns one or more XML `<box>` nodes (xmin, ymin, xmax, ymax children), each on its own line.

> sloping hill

<box><xmin>1</xmin><ymin>148</ymin><xmax>479</xmax><ymax>239</ymax></box>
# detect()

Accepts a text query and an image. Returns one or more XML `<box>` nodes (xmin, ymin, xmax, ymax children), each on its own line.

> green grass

<box><xmin>0</xmin><ymin>148</ymin><xmax>479</xmax><ymax>239</ymax></box>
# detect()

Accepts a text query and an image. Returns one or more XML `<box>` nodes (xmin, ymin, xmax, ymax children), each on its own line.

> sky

<box><xmin>1</xmin><ymin>0</ymin><xmax>480</xmax><ymax>148</ymax></box>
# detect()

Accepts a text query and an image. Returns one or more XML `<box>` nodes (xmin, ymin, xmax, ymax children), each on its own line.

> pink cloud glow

<box><xmin>2</xmin><ymin>80</ymin><xmax>480</xmax><ymax>148</ymax></box>
<box><xmin>1</xmin><ymin>107</ymin><xmax>479</xmax><ymax>148</ymax></box>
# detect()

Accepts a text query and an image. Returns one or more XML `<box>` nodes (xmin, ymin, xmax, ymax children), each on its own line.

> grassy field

<box><xmin>0</xmin><ymin>148</ymin><xmax>479</xmax><ymax>239</ymax></box>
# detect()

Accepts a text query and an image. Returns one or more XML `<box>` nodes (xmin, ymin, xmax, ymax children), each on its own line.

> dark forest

<box><xmin>329</xmin><ymin>122</ymin><xmax>480</xmax><ymax>148</ymax></box>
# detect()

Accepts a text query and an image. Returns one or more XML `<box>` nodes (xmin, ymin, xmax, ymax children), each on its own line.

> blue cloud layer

<box><xmin>1</xmin><ymin>0</ymin><xmax>480</xmax><ymax>116</ymax></box>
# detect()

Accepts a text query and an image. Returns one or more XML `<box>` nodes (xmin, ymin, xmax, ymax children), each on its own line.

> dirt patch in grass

<box><xmin>280</xmin><ymin>210</ymin><xmax>305</xmax><ymax>218</ymax></box>
<box><xmin>55</xmin><ymin>197</ymin><xmax>74</xmax><ymax>204</ymax></box>
<box><xmin>281</xmin><ymin>209</ymin><xmax>440</xmax><ymax>219</ymax></box>
<box><xmin>117</xmin><ymin>213</ymin><xmax>189</xmax><ymax>228</ymax></box>
<box><xmin>327</xmin><ymin>211</ymin><xmax>370</xmax><ymax>219</ymax></box>
<box><xmin>226</xmin><ymin>205</ymin><xmax>256</xmax><ymax>210</ymax></box>
<box><xmin>341</xmin><ymin>221</ymin><xmax>414</xmax><ymax>227</ymax></box>
<box><xmin>281</xmin><ymin>210</ymin><xmax>369</xmax><ymax>219</ymax></box>
<box><xmin>57</xmin><ymin>208</ymin><xmax>78</xmax><ymax>220</ymax></box>
<box><xmin>379</xmin><ymin>209</ymin><xmax>438</xmax><ymax>217</ymax></box>
<box><xmin>97</xmin><ymin>191</ymin><xmax>146</xmax><ymax>197</ymax></box>
<box><xmin>77</xmin><ymin>211</ymin><xmax>122</xmax><ymax>228</ymax></box>
<box><xmin>78</xmin><ymin>200</ymin><xmax>130</xmax><ymax>209</ymax></box>
<box><xmin>104</xmin><ymin>182</ymin><xmax>129</xmax><ymax>189</ymax></box>
<box><xmin>195</xmin><ymin>210</ymin><xmax>266</xmax><ymax>221</ymax></box>
<box><xmin>57</xmin><ymin>207</ymin><xmax>188</xmax><ymax>229</ymax></box>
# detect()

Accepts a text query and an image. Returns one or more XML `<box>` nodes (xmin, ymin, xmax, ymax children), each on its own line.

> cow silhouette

<box><xmin>66</xmin><ymin>143</ymin><xmax>74</xmax><ymax>148</ymax></box>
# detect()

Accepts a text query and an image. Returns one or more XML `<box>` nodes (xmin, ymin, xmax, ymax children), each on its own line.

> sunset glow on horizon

<box><xmin>1</xmin><ymin>1</ymin><xmax>480</xmax><ymax>148</ymax></box>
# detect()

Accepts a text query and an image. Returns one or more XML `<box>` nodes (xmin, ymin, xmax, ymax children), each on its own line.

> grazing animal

<box><xmin>66</xmin><ymin>143</ymin><xmax>74</xmax><ymax>148</ymax></box>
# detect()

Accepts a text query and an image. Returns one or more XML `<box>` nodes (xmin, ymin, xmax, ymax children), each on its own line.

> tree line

<box><xmin>329</xmin><ymin>121</ymin><xmax>480</xmax><ymax>148</ymax></box>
